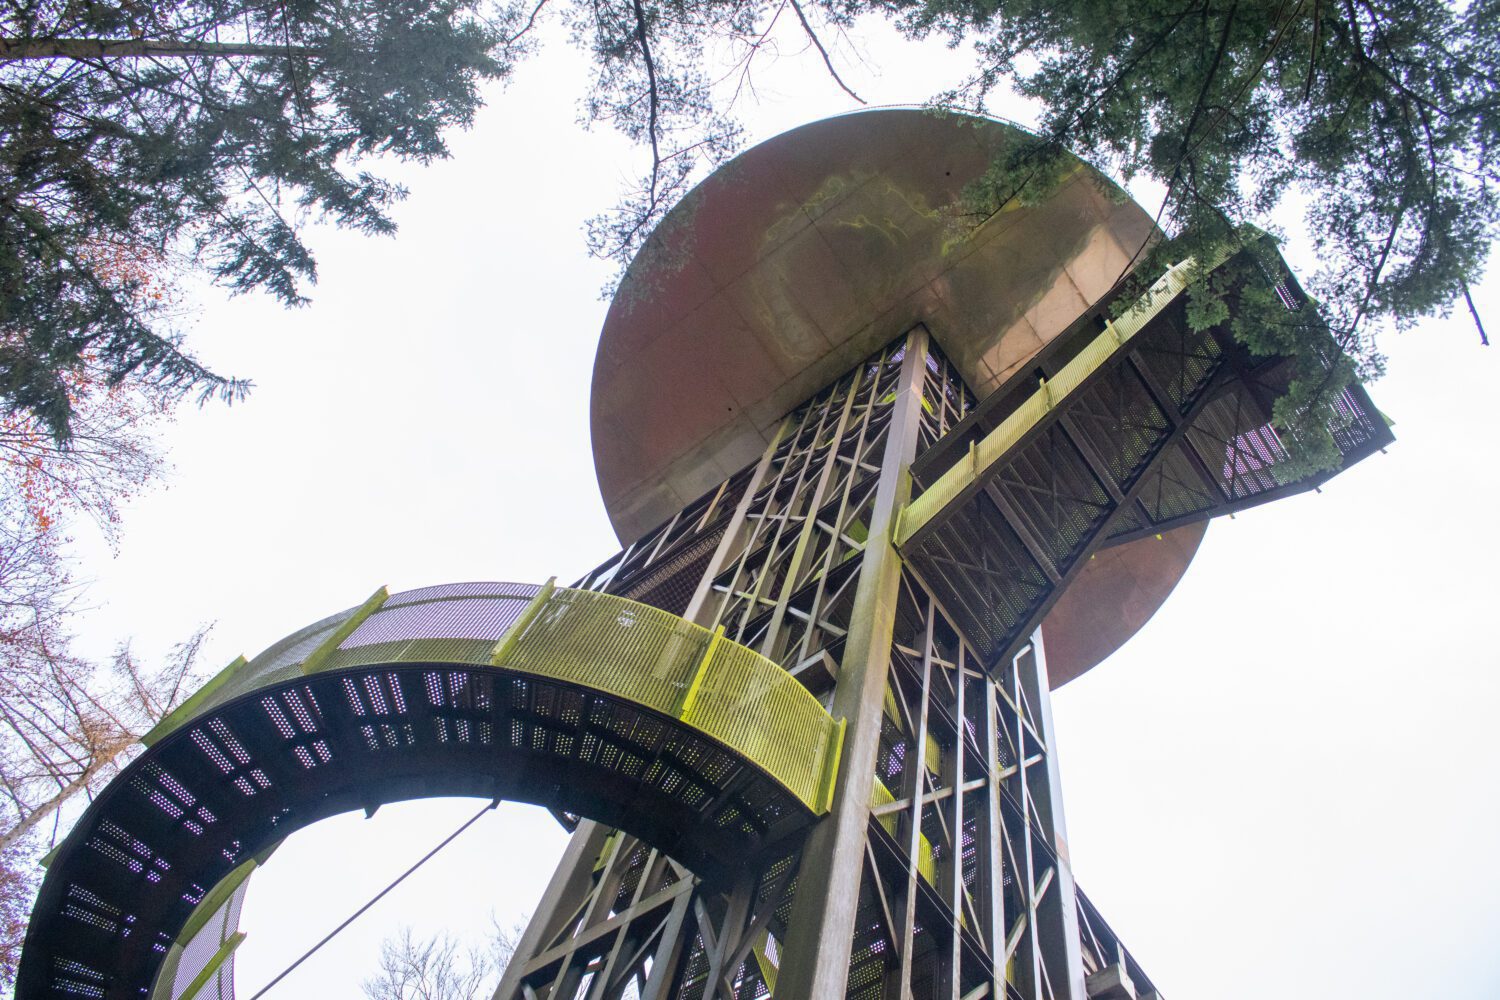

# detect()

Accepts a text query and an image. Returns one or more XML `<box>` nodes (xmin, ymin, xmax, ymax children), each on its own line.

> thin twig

<box><xmin>504</xmin><ymin>0</ymin><xmax>549</xmax><ymax>45</ymax></box>
<box><xmin>788</xmin><ymin>0</ymin><xmax>864</xmax><ymax>104</ymax></box>
<box><xmin>1303</xmin><ymin>0</ymin><xmax>1322</xmax><ymax>101</ymax></box>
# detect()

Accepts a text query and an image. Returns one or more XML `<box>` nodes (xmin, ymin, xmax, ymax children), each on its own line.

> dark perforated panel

<box><xmin>21</xmin><ymin>654</ymin><xmax>818</xmax><ymax>999</ymax></box>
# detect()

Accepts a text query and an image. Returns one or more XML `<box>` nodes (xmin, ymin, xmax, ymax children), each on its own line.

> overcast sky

<box><xmin>60</xmin><ymin>14</ymin><xmax>1500</xmax><ymax>1000</ymax></box>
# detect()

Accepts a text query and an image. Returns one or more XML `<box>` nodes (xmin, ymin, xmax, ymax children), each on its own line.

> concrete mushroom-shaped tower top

<box><xmin>590</xmin><ymin>108</ymin><xmax>1204</xmax><ymax>682</ymax></box>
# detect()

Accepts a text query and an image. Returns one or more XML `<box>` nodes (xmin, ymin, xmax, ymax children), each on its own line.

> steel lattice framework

<box><xmin>16</xmin><ymin>109</ymin><xmax>1392</xmax><ymax>1000</ymax></box>
<box><xmin>511</xmin><ymin>329</ymin><xmax>1109</xmax><ymax>999</ymax></box>
<box><xmin>496</xmin><ymin>254</ymin><xmax>1388</xmax><ymax>999</ymax></box>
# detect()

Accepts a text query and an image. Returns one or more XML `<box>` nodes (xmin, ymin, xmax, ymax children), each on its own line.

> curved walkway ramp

<box><xmin>18</xmin><ymin>582</ymin><xmax>843</xmax><ymax>1000</ymax></box>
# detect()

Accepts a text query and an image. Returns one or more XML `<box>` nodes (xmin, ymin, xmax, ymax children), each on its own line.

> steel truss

<box><xmin>16</xmin><ymin>235</ymin><xmax>1390</xmax><ymax>1000</ymax></box>
<box><xmin>902</xmin><ymin>250</ymin><xmax>1390</xmax><ymax>672</ymax></box>
<box><xmin>498</xmin><ymin>329</ymin><xmax>1147</xmax><ymax>1000</ymax></box>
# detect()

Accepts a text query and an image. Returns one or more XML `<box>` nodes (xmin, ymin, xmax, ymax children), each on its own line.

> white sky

<box><xmin>58</xmin><ymin>14</ymin><xmax>1500</xmax><ymax>1000</ymax></box>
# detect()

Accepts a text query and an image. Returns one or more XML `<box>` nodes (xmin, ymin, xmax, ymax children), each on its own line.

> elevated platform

<box><xmin>898</xmin><ymin>249</ymin><xmax>1392</xmax><ymax>678</ymax></box>
<box><xmin>592</xmin><ymin>109</ymin><xmax>1157</xmax><ymax>544</ymax></box>
<box><xmin>18</xmin><ymin>583</ymin><xmax>842</xmax><ymax>1000</ymax></box>
<box><xmin>591</xmin><ymin>108</ymin><xmax>1214</xmax><ymax>682</ymax></box>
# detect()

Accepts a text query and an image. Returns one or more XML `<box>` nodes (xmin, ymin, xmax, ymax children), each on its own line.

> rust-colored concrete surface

<box><xmin>1040</xmin><ymin>522</ymin><xmax>1208</xmax><ymax>687</ymax></box>
<box><xmin>592</xmin><ymin>109</ymin><xmax>1156</xmax><ymax>542</ymax></box>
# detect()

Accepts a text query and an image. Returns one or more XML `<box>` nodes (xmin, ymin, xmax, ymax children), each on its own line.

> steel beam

<box><xmin>774</xmin><ymin>326</ymin><xmax>931</xmax><ymax>998</ymax></box>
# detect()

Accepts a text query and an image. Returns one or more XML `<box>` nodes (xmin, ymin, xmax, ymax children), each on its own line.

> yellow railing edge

<box><xmin>140</xmin><ymin>655</ymin><xmax>248</xmax><ymax>748</ymax></box>
<box><xmin>678</xmin><ymin>624</ymin><xmax>725</xmax><ymax>720</ymax></box>
<box><xmin>302</xmin><ymin>586</ymin><xmax>390</xmax><ymax>676</ymax></box>
<box><xmin>177</xmin><ymin>932</ymin><xmax>246</xmax><ymax>1000</ymax></box>
<box><xmin>816</xmin><ymin>716</ymin><xmax>847</xmax><ymax>814</ymax></box>
<box><xmin>895</xmin><ymin>391</ymin><xmax>1046</xmax><ymax>547</ymax></box>
<box><xmin>490</xmin><ymin>577</ymin><xmax>558</xmax><ymax>666</ymax></box>
<box><xmin>893</xmin><ymin>251</ymin><xmax>1242</xmax><ymax>549</ymax></box>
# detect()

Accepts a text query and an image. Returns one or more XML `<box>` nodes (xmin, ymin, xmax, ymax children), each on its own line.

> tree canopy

<box><xmin>925</xmin><ymin>0</ymin><xmax>1496</xmax><ymax>462</ymax></box>
<box><xmin>2</xmin><ymin>0</ymin><xmax>1494</xmax><ymax>448</ymax></box>
<box><xmin>1</xmin><ymin>0</ymin><xmax>528</xmax><ymax>439</ymax></box>
<box><xmin>581</xmin><ymin>0</ymin><xmax>1496</xmax><ymax>467</ymax></box>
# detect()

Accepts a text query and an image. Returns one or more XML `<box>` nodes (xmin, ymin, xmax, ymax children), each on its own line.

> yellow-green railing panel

<box><xmin>141</xmin><ymin>581</ymin><xmax>844</xmax><ymax>815</ymax></box>
<box><xmin>680</xmin><ymin>634</ymin><xmax>844</xmax><ymax>813</ymax></box>
<box><xmin>499</xmin><ymin>588</ymin><xmax>712</xmax><ymax>719</ymax></box>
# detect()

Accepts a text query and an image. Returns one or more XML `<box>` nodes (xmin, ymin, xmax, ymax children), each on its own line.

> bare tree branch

<box><xmin>787</xmin><ymin>0</ymin><xmax>864</xmax><ymax>104</ymax></box>
<box><xmin>504</xmin><ymin>0</ymin><xmax>550</xmax><ymax>45</ymax></box>
<box><xmin>629</xmin><ymin>0</ymin><xmax>663</xmax><ymax>207</ymax></box>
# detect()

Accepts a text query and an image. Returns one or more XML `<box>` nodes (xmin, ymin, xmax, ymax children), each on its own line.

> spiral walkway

<box><xmin>18</xmin><ymin>582</ymin><xmax>843</xmax><ymax>1000</ymax></box>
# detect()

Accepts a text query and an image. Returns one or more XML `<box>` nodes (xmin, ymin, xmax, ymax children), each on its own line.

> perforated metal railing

<box><xmin>21</xmin><ymin>582</ymin><xmax>844</xmax><ymax>1000</ymax></box>
<box><xmin>146</xmin><ymin>582</ymin><xmax>842</xmax><ymax>813</ymax></box>
<box><xmin>149</xmin><ymin>856</ymin><xmax>256</xmax><ymax>1000</ymax></box>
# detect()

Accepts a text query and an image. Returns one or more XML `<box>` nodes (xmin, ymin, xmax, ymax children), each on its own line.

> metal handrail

<box><xmin>894</xmin><ymin>255</ymin><xmax>1216</xmax><ymax>549</ymax></box>
<box><xmin>146</xmin><ymin>581</ymin><xmax>844</xmax><ymax>815</ymax></box>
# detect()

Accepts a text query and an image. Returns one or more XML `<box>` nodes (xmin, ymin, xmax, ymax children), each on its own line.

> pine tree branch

<box><xmin>0</xmin><ymin>37</ymin><xmax>319</xmax><ymax>62</ymax></box>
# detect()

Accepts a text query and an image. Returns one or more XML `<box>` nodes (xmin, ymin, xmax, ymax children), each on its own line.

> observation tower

<box><xmin>17</xmin><ymin>109</ymin><xmax>1391</xmax><ymax>1000</ymax></box>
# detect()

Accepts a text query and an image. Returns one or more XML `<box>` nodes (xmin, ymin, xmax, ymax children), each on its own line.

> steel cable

<box><xmin>246</xmin><ymin>798</ymin><xmax>499</xmax><ymax>998</ymax></box>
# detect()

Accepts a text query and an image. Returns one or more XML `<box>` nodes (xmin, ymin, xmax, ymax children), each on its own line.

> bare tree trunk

<box><xmin>0</xmin><ymin>731</ymin><xmax>137</xmax><ymax>855</ymax></box>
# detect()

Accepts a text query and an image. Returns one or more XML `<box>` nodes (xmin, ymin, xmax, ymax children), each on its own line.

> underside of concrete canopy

<box><xmin>591</xmin><ymin>109</ymin><xmax>1166</xmax><ymax>542</ymax></box>
<box><xmin>590</xmin><ymin>108</ymin><xmax>1205</xmax><ymax>684</ymax></box>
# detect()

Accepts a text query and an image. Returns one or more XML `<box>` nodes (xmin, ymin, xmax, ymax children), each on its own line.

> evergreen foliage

<box><xmin>1</xmin><ymin>0</ymin><xmax>528</xmax><ymax>438</ymax></box>
<box><xmin>916</xmin><ymin>0</ymin><xmax>1497</xmax><ymax>467</ymax></box>
<box><xmin>581</xmin><ymin>0</ymin><xmax>1497</xmax><ymax>469</ymax></box>
<box><xmin>3</xmin><ymin>0</ymin><xmax>1494</xmax><ymax>455</ymax></box>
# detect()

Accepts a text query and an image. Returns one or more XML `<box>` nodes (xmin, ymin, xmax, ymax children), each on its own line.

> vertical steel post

<box><xmin>500</xmin><ymin>330</ymin><xmax>1097</xmax><ymax>1000</ymax></box>
<box><xmin>1016</xmin><ymin>633</ymin><xmax>1087</xmax><ymax>1000</ymax></box>
<box><xmin>980</xmin><ymin>674</ymin><xmax>1008</xmax><ymax>1000</ymax></box>
<box><xmin>683</xmin><ymin>419</ymin><xmax>789</xmax><ymax>626</ymax></box>
<box><xmin>773</xmin><ymin>326</ymin><xmax>931</xmax><ymax>999</ymax></box>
